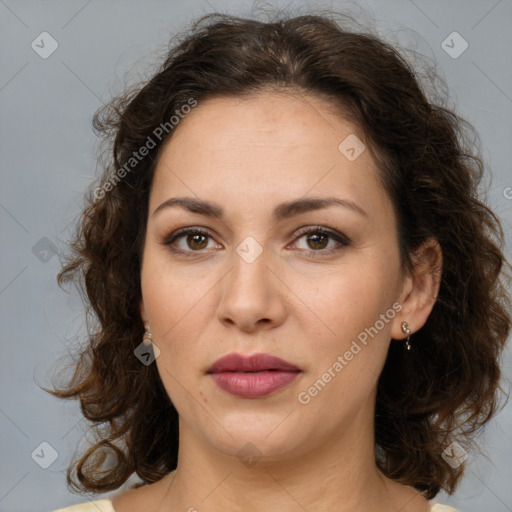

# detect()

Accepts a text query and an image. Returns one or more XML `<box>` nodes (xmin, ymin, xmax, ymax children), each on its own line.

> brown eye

<box><xmin>292</xmin><ymin>226</ymin><xmax>351</xmax><ymax>257</ymax></box>
<box><xmin>186</xmin><ymin>233</ymin><xmax>208</xmax><ymax>250</ymax></box>
<box><xmin>306</xmin><ymin>232</ymin><xmax>329</xmax><ymax>250</ymax></box>
<box><xmin>163</xmin><ymin>227</ymin><xmax>220</xmax><ymax>256</ymax></box>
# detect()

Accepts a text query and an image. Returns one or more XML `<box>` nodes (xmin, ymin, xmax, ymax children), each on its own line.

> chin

<box><xmin>199</xmin><ymin>416</ymin><xmax>311</xmax><ymax>462</ymax></box>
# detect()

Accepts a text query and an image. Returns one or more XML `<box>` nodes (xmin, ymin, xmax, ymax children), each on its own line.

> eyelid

<box><xmin>161</xmin><ymin>225</ymin><xmax>351</xmax><ymax>257</ymax></box>
<box><xmin>162</xmin><ymin>226</ymin><xmax>216</xmax><ymax>245</ymax></box>
<box><xmin>288</xmin><ymin>226</ymin><xmax>351</xmax><ymax>258</ymax></box>
<box><xmin>161</xmin><ymin>226</ymin><xmax>220</xmax><ymax>257</ymax></box>
<box><xmin>292</xmin><ymin>225</ymin><xmax>351</xmax><ymax>246</ymax></box>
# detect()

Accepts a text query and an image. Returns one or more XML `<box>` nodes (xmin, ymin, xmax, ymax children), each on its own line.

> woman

<box><xmin>50</xmin><ymin>10</ymin><xmax>511</xmax><ymax>512</ymax></box>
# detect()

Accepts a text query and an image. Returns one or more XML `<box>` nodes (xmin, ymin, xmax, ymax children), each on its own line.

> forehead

<box><xmin>163</xmin><ymin>90</ymin><xmax>365</xmax><ymax>151</ymax></box>
<box><xmin>149</xmin><ymin>91</ymin><xmax>389</xmax><ymax>223</ymax></box>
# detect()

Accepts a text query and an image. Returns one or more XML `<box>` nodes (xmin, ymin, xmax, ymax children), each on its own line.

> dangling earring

<box><xmin>401</xmin><ymin>321</ymin><xmax>412</xmax><ymax>351</ymax></box>
<box><xmin>143</xmin><ymin>322</ymin><xmax>152</xmax><ymax>345</ymax></box>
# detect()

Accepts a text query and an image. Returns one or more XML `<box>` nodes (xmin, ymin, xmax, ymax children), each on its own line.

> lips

<box><xmin>207</xmin><ymin>353</ymin><xmax>301</xmax><ymax>398</ymax></box>
<box><xmin>207</xmin><ymin>353</ymin><xmax>300</xmax><ymax>374</ymax></box>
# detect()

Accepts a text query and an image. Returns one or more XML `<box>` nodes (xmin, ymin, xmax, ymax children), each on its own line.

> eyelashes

<box><xmin>161</xmin><ymin>225</ymin><xmax>351</xmax><ymax>259</ymax></box>
<box><xmin>162</xmin><ymin>227</ymin><xmax>220</xmax><ymax>256</ymax></box>
<box><xmin>290</xmin><ymin>226</ymin><xmax>351</xmax><ymax>257</ymax></box>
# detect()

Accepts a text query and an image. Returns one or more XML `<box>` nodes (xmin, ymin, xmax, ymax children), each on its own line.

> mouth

<box><xmin>207</xmin><ymin>352</ymin><xmax>300</xmax><ymax>374</ymax></box>
<box><xmin>207</xmin><ymin>353</ymin><xmax>301</xmax><ymax>398</ymax></box>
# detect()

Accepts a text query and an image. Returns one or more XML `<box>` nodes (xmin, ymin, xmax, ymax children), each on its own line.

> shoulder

<box><xmin>55</xmin><ymin>472</ymin><xmax>175</xmax><ymax>512</ymax></box>
<box><xmin>430</xmin><ymin>503</ymin><xmax>460</xmax><ymax>512</ymax></box>
<box><xmin>110</xmin><ymin>472</ymin><xmax>175</xmax><ymax>512</ymax></box>
<box><xmin>54</xmin><ymin>500</ymin><xmax>115</xmax><ymax>512</ymax></box>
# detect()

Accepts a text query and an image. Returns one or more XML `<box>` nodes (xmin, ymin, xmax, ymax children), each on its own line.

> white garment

<box><xmin>54</xmin><ymin>499</ymin><xmax>459</xmax><ymax>511</ymax></box>
<box><xmin>54</xmin><ymin>500</ymin><xmax>114</xmax><ymax>512</ymax></box>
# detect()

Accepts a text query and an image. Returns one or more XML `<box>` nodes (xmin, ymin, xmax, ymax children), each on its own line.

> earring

<box><xmin>143</xmin><ymin>322</ymin><xmax>152</xmax><ymax>345</ymax></box>
<box><xmin>401</xmin><ymin>321</ymin><xmax>412</xmax><ymax>351</ymax></box>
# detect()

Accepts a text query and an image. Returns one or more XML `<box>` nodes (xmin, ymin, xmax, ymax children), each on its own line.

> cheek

<box><xmin>140</xmin><ymin>256</ymin><xmax>212</xmax><ymax>390</ymax></box>
<box><xmin>296</xmin><ymin>257</ymin><xmax>400</xmax><ymax>385</ymax></box>
<box><xmin>141</xmin><ymin>245</ymin><xmax>215</xmax><ymax>332</ymax></box>
<box><xmin>303</xmin><ymin>259</ymin><xmax>399</xmax><ymax>337</ymax></box>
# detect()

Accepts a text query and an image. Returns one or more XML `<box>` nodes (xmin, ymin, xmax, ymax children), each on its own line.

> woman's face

<box><xmin>139</xmin><ymin>91</ymin><xmax>409</xmax><ymax>462</ymax></box>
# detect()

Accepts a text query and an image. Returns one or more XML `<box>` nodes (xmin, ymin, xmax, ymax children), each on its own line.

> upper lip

<box><xmin>207</xmin><ymin>353</ymin><xmax>300</xmax><ymax>373</ymax></box>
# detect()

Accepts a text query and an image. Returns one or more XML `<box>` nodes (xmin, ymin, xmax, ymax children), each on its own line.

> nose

<box><xmin>216</xmin><ymin>245</ymin><xmax>287</xmax><ymax>333</ymax></box>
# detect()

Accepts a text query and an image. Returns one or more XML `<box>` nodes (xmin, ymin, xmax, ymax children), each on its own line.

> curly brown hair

<box><xmin>47</xmin><ymin>10</ymin><xmax>511</xmax><ymax>500</ymax></box>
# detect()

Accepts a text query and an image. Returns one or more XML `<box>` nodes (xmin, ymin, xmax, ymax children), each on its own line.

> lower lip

<box><xmin>209</xmin><ymin>371</ymin><xmax>301</xmax><ymax>398</ymax></box>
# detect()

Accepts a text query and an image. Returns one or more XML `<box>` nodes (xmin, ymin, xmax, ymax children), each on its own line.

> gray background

<box><xmin>1</xmin><ymin>0</ymin><xmax>511</xmax><ymax>511</ymax></box>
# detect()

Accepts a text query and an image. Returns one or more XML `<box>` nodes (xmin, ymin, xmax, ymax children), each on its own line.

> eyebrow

<box><xmin>153</xmin><ymin>195</ymin><xmax>367</xmax><ymax>221</ymax></box>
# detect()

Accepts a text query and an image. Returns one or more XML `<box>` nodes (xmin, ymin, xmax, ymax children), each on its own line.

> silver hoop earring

<box><xmin>401</xmin><ymin>321</ymin><xmax>412</xmax><ymax>351</ymax></box>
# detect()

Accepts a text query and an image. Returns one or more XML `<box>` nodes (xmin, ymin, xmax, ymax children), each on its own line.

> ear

<box><xmin>391</xmin><ymin>237</ymin><xmax>443</xmax><ymax>340</ymax></box>
<box><xmin>139</xmin><ymin>299</ymin><xmax>147</xmax><ymax>324</ymax></box>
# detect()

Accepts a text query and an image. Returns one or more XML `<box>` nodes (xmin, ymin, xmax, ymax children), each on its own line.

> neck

<box><xmin>158</xmin><ymin>410</ymin><xmax>427</xmax><ymax>512</ymax></box>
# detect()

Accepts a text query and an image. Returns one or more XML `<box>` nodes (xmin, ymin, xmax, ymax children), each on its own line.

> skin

<box><xmin>113</xmin><ymin>90</ymin><xmax>442</xmax><ymax>512</ymax></box>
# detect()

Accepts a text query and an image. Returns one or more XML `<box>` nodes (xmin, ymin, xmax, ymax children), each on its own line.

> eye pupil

<box><xmin>307</xmin><ymin>232</ymin><xmax>328</xmax><ymax>250</ymax></box>
<box><xmin>188</xmin><ymin>234</ymin><xmax>208</xmax><ymax>250</ymax></box>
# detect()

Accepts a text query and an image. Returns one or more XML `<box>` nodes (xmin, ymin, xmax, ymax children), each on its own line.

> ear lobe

<box><xmin>139</xmin><ymin>299</ymin><xmax>147</xmax><ymax>324</ymax></box>
<box><xmin>391</xmin><ymin>237</ymin><xmax>443</xmax><ymax>339</ymax></box>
